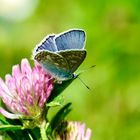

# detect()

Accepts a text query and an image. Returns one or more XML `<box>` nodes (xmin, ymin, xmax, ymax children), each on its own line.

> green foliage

<box><xmin>48</xmin><ymin>78</ymin><xmax>75</xmax><ymax>103</ymax></box>
<box><xmin>50</xmin><ymin>103</ymin><xmax>72</xmax><ymax>131</ymax></box>
<box><xmin>0</xmin><ymin>125</ymin><xmax>23</xmax><ymax>131</ymax></box>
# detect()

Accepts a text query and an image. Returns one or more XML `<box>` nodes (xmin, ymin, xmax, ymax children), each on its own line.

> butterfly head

<box><xmin>54</xmin><ymin>72</ymin><xmax>76</xmax><ymax>84</ymax></box>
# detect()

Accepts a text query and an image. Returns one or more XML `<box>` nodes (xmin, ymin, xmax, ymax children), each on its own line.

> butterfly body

<box><xmin>33</xmin><ymin>29</ymin><xmax>86</xmax><ymax>82</ymax></box>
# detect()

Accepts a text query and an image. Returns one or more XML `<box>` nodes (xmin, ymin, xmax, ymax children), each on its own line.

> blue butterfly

<box><xmin>33</xmin><ymin>29</ymin><xmax>86</xmax><ymax>82</ymax></box>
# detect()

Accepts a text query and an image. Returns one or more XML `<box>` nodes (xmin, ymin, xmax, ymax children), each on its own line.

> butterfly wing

<box><xmin>34</xmin><ymin>51</ymin><xmax>74</xmax><ymax>80</ymax></box>
<box><xmin>58</xmin><ymin>50</ymin><xmax>86</xmax><ymax>73</ymax></box>
<box><xmin>55</xmin><ymin>29</ymin><xmax>85</xmax><ymax>51</ymax></box>
<box><xmin>33</xmin><ymin>29</ymin><xmax>86</xmax><ymax>81</ymax></box>
<box><xmin>34</xmin><ymin>35</ymin><xmax>58</xmax><ymax>53</ymax></box>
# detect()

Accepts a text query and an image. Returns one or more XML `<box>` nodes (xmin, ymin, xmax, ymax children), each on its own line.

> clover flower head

<box><xmin>0</xmin><ymin>58</ymin><xmax>54</xmax><ymax>119</ymax></box>
<box><xmin>56</xmin><ymin>121</ymin><xmax>91</xmax><ymax>140</ymax></box>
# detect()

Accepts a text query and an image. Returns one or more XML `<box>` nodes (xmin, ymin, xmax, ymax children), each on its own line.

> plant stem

<box><xmin>40</xmin><ymin>120</ymin><xmax>48</xmax><ymax>140</ymax></box>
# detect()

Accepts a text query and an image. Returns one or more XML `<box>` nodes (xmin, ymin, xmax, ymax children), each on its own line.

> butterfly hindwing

<box><xmin>34</xmin><ymin>51</ymin><xmax>73</xmax><ymax>80</ymax></box>
<box><xmin>55</xmin><ymin>29</ymin><xmax>85</xmax><ymax>51</ymax></box>
<box><xmin>58</xmin><ymin>50</ymin><xmax>86</xmax><ymax>73</ymax></box>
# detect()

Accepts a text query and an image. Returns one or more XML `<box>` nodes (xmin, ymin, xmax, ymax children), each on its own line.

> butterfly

<box><xmin>33</xmin><ymin>29</ymin><xmax>86</xmax><ymax>83</ymax></box>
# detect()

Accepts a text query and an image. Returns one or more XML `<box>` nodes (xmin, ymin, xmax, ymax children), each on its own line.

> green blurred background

<box><xmin>0</xmin><ymin>0</ymin><xmax>140</xmax><ymax>139</ymax></box>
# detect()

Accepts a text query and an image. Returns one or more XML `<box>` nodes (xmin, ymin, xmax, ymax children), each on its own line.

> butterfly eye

<box><xmin>72</xmin><ymin>73</ymin><xmax>77</xmax><ymax>79</ymax></box>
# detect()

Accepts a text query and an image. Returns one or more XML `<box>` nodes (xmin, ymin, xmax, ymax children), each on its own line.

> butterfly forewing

<box><xmin>55</xmin><ymin>30</ymin><xmax>85</xmax><ymax>51</ymax></box>
<box><xmin>34</xmin><ymin>35</ymin><xmax>57</xmax><ymax>53</ymax></box>
<box><xmin>58</xmin><ymin>50</ymin><xmax>86</xmax><ymax>73</ymax></box>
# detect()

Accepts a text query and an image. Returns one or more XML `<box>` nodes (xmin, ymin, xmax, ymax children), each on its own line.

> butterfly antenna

<box><xmin>77</xmin><ymin>65</ymin><xmax>96</xmax><ymax>76</ymax></box>
<box><xmin>76</xmin><ymin>65</ymin><xmax>96</xmax><ymax>90</ymax></box>
<box><xmin>77</xmin><ymin>76</ymin><xmax>90</xmax><ymax>90</ymax></box>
